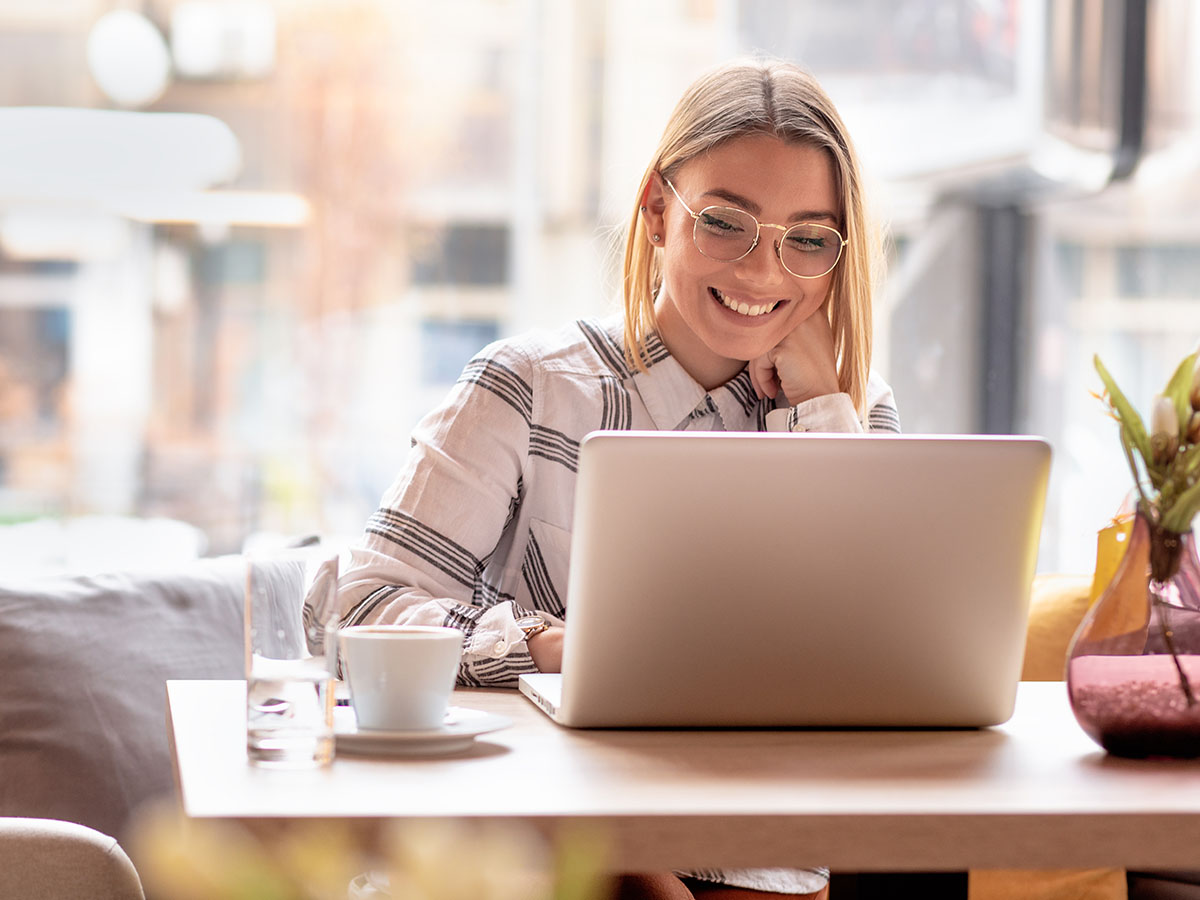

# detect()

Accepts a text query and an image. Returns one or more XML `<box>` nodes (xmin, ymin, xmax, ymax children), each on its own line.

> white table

<box><xmin>166</xmin><ymin>680</ymin><xmax>1200</xmax><ymax>872</ymax></box>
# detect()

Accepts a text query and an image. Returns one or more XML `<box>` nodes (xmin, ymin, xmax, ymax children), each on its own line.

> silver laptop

<box><xmin>518</xmin><ymin>431</ymin><xmax>1051</xmax><ymax>729</ymax></box>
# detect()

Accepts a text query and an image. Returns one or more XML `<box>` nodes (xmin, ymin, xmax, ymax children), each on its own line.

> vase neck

<box><xmin>1144</xmin><ymin>513</ymin><xmax>1193</xmax><ymax>583</ymax></box>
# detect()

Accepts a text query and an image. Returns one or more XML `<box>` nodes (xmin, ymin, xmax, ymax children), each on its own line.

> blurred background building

<box><xmin>0</xmin><ymin>0</ymin><xmax>1198</xmax><ymax>575</ymax></box>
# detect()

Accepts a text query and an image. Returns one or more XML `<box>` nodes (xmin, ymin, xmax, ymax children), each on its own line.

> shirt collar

<box><xmin>629</xmin><ymin>330</ymin><xmax>765</xmax><ymax>431</ymax></box>
<box><xmin>711</xmin><ymin>369</ymin><xmax>762</xmax><ymax>429</ymax></box>
<box><xmin>630</xmin><ymin>334</ymin><xmax>707</xmax><ymax>430</ymax></box>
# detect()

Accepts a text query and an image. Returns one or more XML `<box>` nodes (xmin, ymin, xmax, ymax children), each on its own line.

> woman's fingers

<box><xmin>748</xmin><ymin>354</ymin><xmax>779</xmax><ymax>400</ymax></box>
<box><xmin>769</xmin><ymin>308</ymin><xmax>839</xmax><ymax>405</ymax></box>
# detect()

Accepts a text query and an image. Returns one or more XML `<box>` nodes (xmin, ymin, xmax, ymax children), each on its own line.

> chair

<box><xmin>0</xmin><ymin>817</ymin><xmax>144</xmax><ymax>899</ymax></box>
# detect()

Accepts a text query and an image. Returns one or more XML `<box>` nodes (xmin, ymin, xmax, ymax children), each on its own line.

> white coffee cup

<box><xmin>339</xmin><ymin>625</ymin><xmax>463</xmax><ymax>731</ymax></box>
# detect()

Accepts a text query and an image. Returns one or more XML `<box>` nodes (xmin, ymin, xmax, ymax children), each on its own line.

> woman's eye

<box><xmin>699</xmin><ymin>213</ymin><xmax>743</xmax><ymax>233</ymax></box>
<box><xmin>786</xmin><ymin>231</ymin><xmax>828</xmax><ymax>252</ymax></box>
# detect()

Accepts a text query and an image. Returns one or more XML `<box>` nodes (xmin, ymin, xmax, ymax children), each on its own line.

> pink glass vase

<box><xmin>1067</xmin><ymin>511</ymin><xmax>1200</xmax><ymax>757</ymax></box>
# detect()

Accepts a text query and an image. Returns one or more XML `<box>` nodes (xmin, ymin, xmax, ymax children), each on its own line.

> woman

<box><xmin>337</xmin><ymin>58</ymin><xmax>901</xmax><ymax>900</ymax></box>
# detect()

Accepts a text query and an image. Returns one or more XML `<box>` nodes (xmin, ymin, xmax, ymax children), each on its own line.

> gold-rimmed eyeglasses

<box><xmin>663</xmin><ymin>177</ymin><xmax>847</xmax><ymax>279</ymax></box>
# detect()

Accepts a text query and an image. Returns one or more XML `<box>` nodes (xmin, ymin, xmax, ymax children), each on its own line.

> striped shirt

<box><xmin>337</xmin><ymin>314</ymin><xmax>900</xmax><ymax>686</ymax></box>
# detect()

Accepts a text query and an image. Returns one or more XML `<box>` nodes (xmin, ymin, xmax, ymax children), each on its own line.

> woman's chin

<box><xmin>700</xmin><ymin>318</ymin><xmax>784</xmax><ymax>362</ymax></box>
<box><xmin>702</xmin><ymin>336</ymin><xmax>772</xmax><ymax>367</ymax></box>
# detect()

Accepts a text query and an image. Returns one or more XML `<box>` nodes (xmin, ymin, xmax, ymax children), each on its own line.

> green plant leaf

<box><xmin>1096</xmin><ymin>355</ymin><xmax>1152</xmax><ymax>466</ymax></box>
<box><xmin>1148</xmin><ymin>464</ymin><xmax>1166</xmax><ymax>491</ymax></box>
<box><xmin>1163</xmin><ymin>351</ymin><xmax>1198</xmax><ymax>427</ymax></box>
<box><xmin>1119</xmin><ymin>423</ymin><xmax>1153</xmax><ymax>507</ymax></box>
<box><xmin>1185</xmin><ymin>444</ymin><xmax>1200</xmax><ymax>478</ymax></box>
<box><xmin>1162</xmin><ymin>475</ymin><xmax>1200</xmax><ymax>532</ymax></box>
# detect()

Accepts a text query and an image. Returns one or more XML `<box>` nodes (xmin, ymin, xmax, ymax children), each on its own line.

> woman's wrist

<box><xmin>527</xmin><ymin>626</ymin><xmax>564</xmax><ymax>673</ymax></box>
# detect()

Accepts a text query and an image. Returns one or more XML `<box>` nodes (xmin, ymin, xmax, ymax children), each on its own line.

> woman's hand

<box><xmin>748</xmin><ymin>303</ymin><xmax>840</xmax><ymax>405</ymax></box>
<box><xmin>527</xmin><ymin>626</ymin><xmax>565</xmax><ymax>673</ymax></box>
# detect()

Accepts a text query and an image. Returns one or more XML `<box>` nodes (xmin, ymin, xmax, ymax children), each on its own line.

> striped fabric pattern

<box><xmin>364</xmin><ymin>509</ymin><xmax>482</xmax><ymax>588</ymax></box>
<box><xmin>868</xmin><ymin>403</ymin><xmax>902</xmax><ymax>433</ymax></box>
<box><xmin>458</xmin><ymin>357</ymin><xmax>534</xmax><ymax>423</ymax></box>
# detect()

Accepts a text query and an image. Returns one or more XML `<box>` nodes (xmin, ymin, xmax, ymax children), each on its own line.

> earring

<box><xmin>640</xmin><ymin>206</ymin><xmax>647</xmax><ymax>212</ymax></box>
<box><xmin>652</xmin><ymin>234</ymin><xmax>660</xmax><ymax>242</ymax></box>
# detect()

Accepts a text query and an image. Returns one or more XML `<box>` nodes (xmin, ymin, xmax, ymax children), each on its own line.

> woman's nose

<box><xmin>733</xmin><ymin>234</ymin><xmax>787</xmax><ymax>287</ymax></box>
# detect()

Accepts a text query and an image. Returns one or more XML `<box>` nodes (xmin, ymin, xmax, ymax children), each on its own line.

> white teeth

<box><xmin>713</xmin><ymin>288</ymin><xmax>777</xmax><ymax>317</ymax></box>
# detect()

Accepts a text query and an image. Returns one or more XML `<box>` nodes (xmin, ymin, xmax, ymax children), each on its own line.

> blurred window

<box><xmin>740</xmin><ymin>0</ymin><xmax>1017</xmax><ymax>86</ymax></box>
<box><xmin>1116</xmin><ymin>245</ymin><xmax>1200</xmax><ymax>299</ymax></box>
<box><xmin>0</xmin><ymin>259</ymin><xmax>79</xmax><ymax>276</ymax></box>
<box><xmin>411</xmin><ymin>224</ymin><xmax>509</xmax><ymax>287</ymax></box>
<box><xmin>419</xmin><ymin>319</ymin><xmax>500</xmax><ymax>385</ymax></box>
<box><xmin>0</xmin><ymin>308</ymin><xmax>70</xmax><ymax>430</ymax></box>
<box><xmin>195</xmin><ymin>240</ymin><xmax>267</xmax><ymax>286</ymax></box>
<box><xmin>1053</xmin><ymin>242</ymin><xmax>1086</xmax><ymax>298</ymax></box>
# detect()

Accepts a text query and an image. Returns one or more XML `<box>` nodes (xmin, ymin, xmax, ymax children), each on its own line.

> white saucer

<box><xmin>334</xmin><ymin>706</ymin><xmax>511</xmax><ymax>757</ymax></box>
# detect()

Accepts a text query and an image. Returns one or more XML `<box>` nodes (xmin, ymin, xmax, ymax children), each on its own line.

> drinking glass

<box><xmin>244</xmin><ymin>546</ymin><xmax>340</xmax><ymax>767</ymax></box>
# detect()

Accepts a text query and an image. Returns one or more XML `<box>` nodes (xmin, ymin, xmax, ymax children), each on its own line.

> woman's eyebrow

<box><xmin>701</xmin><ymin>188</ymin><xmax>839</xmax><ymax>224</ymax></box>
<box><xmin>702</xmin><ymin>187</ymin><xmax>760</xmax><ymax>212</ymax></box>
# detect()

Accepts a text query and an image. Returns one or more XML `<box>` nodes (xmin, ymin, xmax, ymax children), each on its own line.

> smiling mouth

<box><xmin>710</xmin><ymin>287</ymin><xmax>782</xmax><ymax>317</ymax></box>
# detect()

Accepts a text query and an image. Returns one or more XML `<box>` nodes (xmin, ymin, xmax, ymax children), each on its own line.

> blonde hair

<box><xmin>621</xmin><ymin>59</ymin><xmax>881</xmax><ymax>416</ymax></box>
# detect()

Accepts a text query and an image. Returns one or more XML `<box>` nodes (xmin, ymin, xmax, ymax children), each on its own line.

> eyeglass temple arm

<box><xmin>662</xmin><ymin>177</ymin><xmax>698</xmax><ymax>217</ymax></box>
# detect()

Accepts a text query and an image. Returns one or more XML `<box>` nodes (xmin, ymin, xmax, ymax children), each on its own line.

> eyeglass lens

<box><xmin>694</xmin><ymin>207</ymin><xmax>842</xmax><ymax>278</ymax></box>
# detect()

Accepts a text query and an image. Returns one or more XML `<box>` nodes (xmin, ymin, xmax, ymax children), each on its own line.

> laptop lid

<box><xmin>534</xmin><ymin>431</ymin><xmax>1050</xmax><ymax>729</ymax></box>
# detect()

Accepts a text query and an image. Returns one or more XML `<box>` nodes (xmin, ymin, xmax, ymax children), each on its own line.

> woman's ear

<box><xmin>641</xmin><ymin>173</ymin><xmax>668</xmax><ymax>247</ymax></box>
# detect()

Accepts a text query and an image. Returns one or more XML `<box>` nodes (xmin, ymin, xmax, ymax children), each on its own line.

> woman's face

<box><xmin>644</xmin><ymin>134</ymin><xmax>841</xmax><ymax>388</ymax></box>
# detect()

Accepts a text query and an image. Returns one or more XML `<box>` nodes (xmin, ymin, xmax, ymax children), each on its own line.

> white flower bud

<box><xmin>1151</xmin><ymin>394</ymin><xmax>1180</xmax><ymax>464</ymax></box>
<box><xmin>1152</xmin><ymin>395</ymin><xmax>1179</xmax><ymax>439</ymax></box>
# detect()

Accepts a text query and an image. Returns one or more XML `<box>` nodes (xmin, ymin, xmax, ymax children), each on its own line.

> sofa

<box><xmin>0</xmin><ymin>561</ymin><xmax>1192</xmax><ymax>899</ymax></box>
<box><xmin>0</xmin><ymin>555</ymin><xmax>246</xmax><ymax>896</ymax></box>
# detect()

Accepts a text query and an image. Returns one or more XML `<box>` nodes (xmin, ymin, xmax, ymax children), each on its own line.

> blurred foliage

<box><xmin>130</xmin><ymin>802</ymin><xmax>612</xmax><ymax>900</ymax></box>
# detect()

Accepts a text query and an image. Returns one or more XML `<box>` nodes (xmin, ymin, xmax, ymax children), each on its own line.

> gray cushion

<box><xmin>0</xmin><ymin>557</ymin><xmax>245</xmax><ymax>841</ymax></box>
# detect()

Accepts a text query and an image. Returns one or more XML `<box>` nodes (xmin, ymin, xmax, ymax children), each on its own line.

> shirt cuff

<box><xmin>764</xmin><ymin>393</ymin><xmax>863</xmax><ymax>434</ymax></box>
<box><xmin>464</xmin><ymin>602</ymin><xmax>563</xmax><ymax>659</ymax></box>
<box><xmin>460</xmin><ymin>603</ymin><xmax>526</xmax><ymax>658</ymax></box>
